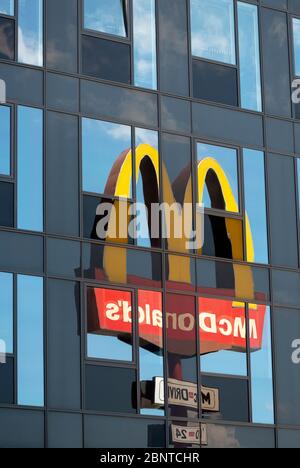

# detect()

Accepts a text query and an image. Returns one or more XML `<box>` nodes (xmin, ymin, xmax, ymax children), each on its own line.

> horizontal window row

<box><xmin>85</xmin><ymin>285</ymin><xmax>274</xmax><ymax>425</ymax></box>
<box><xmin>4</xmin><ymin>107</ymin><xmax>300</xmax><ymax>270</ymax></box>
<box><xmin>1</xmin><ymin>272</ymin><xmax>300</xmax><ymax>427</ymax></box>
<box><xmin>1</xmin><ymin>0</ymin><xmax>299</xmax><ymax>118</ymax></box>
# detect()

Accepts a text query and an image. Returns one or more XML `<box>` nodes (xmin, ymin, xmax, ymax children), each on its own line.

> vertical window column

<box><xmin>17</xmin><ymin>106</ymin><xmax>43</xmax><ymax>232</ymax></box>
<box><xmin>133</xmin><ymin>0</ymin><xmax>157</xmax><ymax>90</ymax></box>
<box><xmin>18</xmin><ymin>0</ymin><xmax>43</xmax><ymax>66</ymax></box>
<box><xmin>17</xmin><ymin>274</ymin><xmax>44</xmax><ymax>407</ymax></box>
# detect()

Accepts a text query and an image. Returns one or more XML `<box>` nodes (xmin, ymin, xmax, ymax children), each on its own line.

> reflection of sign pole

<box><xmin>0</xmin><ymin>79</ymin><xmax>6</xmax><ymax>104</ymax></box>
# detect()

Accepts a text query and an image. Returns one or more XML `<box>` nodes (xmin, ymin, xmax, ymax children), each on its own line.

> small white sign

<box><xmin>0</xmin><ymin>79</ymin><xmax>6</xmax><ymax>103</ymax></box>
<box><xmin>171</xmin><ymin>424</ymin><xmax>208</xmax><ymax>446</ymax></box>
<box><xmin>154</xmin><ymin>377</ymin><xmax>219</xmax><ymax>412</ymax></box>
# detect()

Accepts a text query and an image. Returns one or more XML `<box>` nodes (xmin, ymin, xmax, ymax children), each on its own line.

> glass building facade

<box><xmin>0</xmin><ymin>0</ymin><xmax>300</xmax><ymax>449</ymax></box>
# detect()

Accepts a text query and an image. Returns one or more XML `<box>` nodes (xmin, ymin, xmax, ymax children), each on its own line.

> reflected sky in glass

<box><xmin>17</xmin><ymin>106</ymin><xmax>43</xmax><ymax>232</ymax></box>
<box><xmin>18</xmin><ymin>0</ymin><xmax>43</xmax><ymax>66</ymax></box>
<box><xmin>84</xmin><ymin>0</ymin><xmax>127</xmax><ymax>37</ymax></box>
<box><xmin>82</xmin><ymin>117</ymin><xmax>132</xmax><ymax>197</ymax></box>
<box><xmin>0</xmin><ymin>106</ymin><xmax>10</xmax><ymax>176</ymax></box>
<box><xmin>17</xmin><ymin>275</ymin><xmax>44</xmax><ymax>407</ymax></box>
<box><xmin>136</xmin><ymin>128</ymin><xmax>159</xmax><ymax>248</ymax></box>
<box><xmin>0</xmin><ymin>0</ymin><xmax>14</xmax><ymax>15</ymax></box>
<box><xmin>197</xmin><ymin>143</ymin><xmax>239</xmax><ymax>213</ymax></box>
<box><xmin>191</xmin><ymin>0</ymin><xmax>236</xmax><ymax>65</ymax></box>
<box><xmin>251</xmin><ymin>307</ymin><xmax>274</xmax><ymax>424</ymax></box>
<box><xmin>243</xmin><ymin>149</ymin><xmax>268</xmax><ymax>264</ymax></box>
<box><xmin>200</xmin><ymin>343</ymin><xmax>247</xmax><ymax>377</ymax></box>
<box><xmin>293</xmin><ymin>18</ymin><xmax>300</xmax><ymax>76</ymax></box>
<box><xmin>0</xmin><ymin>272</ymin><xmax>13</xmax><ymax>354</ymax></box>
<box><xmin>88</xmin><ymin>334</ymin><xmax>132</xmax><ymax>361</ymax></box>
<box><xmin>133</xmin><ymin>0</ymin><xmax>157</xmax><ymax>90</ymax></box>
<box><xmin>238</xmin><ymin>2</ymin><xmax>262</xmax><ymax>112</ymax></box>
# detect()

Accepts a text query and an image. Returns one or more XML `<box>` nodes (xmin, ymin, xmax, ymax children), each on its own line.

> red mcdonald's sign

<box><xmin>89</xmin><ymin>288</ymin><xmax>266</xmax><ymax>356</ymax></box>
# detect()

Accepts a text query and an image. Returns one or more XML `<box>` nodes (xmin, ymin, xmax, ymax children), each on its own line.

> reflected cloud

<box><xmin>133</xmin><ymin>0</ymin><xmax>157</xmax><ymax>89</ymax></box>
<box><xmin>191</xmin><ymin>0</ymin><xmax>236</xmax><ymax>64</ymax></box>
<box><xmin>84</xmin><ymin>0</ymin><xmax>126</xmax><ymax>37</ymax></box>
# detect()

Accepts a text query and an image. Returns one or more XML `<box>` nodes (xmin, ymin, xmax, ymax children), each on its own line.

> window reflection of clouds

<box><xmin>84</xmin><ymin>0</ymin><xmax>127</xmax><ymax>37</ymax></box>
<box><xmin>0</xmin><ymin>0</ymin><xmax>14</xmax><ymax>15</ymax></box>
<box><xmin>197</xmin><ymin>142</ymin><xmax>239</xmax><ymax>213</ymax></box>
<box><xmin>191</xmin><ymin>0</ymin><xmax>236</xmax><ymax>65</ymax></box>
<box><xmin>237</xmin><ymin>2</ymin><xmax>262</xmax><ymax>112</ymax></box>
<box><xmin>82</xmin><ymin>118</ymin><xmax>132</xmax><ymax>197</ymax></box>
<box><xmin>18</xmin><ymin>0</ymin><xmax>43</xmax><ymax>66</ymax></box>
<box><xmin>133</xmin><ymin>0</ymin><xmax>157</xmax><ymax>90</ymax></box>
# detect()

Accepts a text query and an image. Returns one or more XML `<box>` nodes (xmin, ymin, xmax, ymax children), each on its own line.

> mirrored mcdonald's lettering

<box><xmin>88</xmin><ymin>288</ymin><xmax>265</xmax><ymax>354</ymax></box>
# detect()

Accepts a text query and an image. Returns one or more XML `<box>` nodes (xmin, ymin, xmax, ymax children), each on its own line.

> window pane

<box><xmin>191</xmin><ymin>0</ymin><xmax>236</xmax><ymax>65</ymax></box>
<box><xmin>197</xmin><ymin>143</ymin><xmax>239</xmax><ymax>213</ymax></box>
<box><xmin>203</xmin><ymin>423</ymin><xmax>274</xmax><ymax>448</ymax></box>
<box><xmin>293</xmin><ymin>18</ymin><xmax>300</xmax><ymax>76</ymax></box>
<box><xmin>133</xmin><ymin>0</ymin><xmax>157</xmax><ymax>90</ymax></box>
<box><xmin>0</xmin><ymin>16</ymin><xmax>15</xmax><ymax>60</ymax></box>
<box><xmin>237</xmin><ymin>2</ymin><xmax>262</xmax><ymax>112</ymax></box>
<box><xmin>199</xmin><ymin>297</ymin><xmax>247</xmax><ymax>376</ymax></box>
<box><xmin>193</xmin><ymin>59</ymin><xmax>238</xmax><ymax>106</ymax></box>
<box><xmin>166</xmin><ymin>254</ymin><xmax>196</xmax><ymax>292</ymax></box>
<box><xmin>83</xmin><ymin>243</ymin><xmax>162</xmax><ymax>288</ymax></box>
<box><xmin>0</xmin><ymin>105</ymin><xmax>10</xmax><ymax>176</ymax></box>
<box><xmin>197</xmin><ymin>259</ymin><xmax>270</xmax><ymax>303</ymax></box>
<box><xmin>82</xmin><ymin>35</ymin><xmax>131</xmax><ymax>84</ymax></box>
<box><xmin>17</xmin><ymin>275</ymin><xmax>44</xmax><ymax>407</ymax></box>
<box><xmin>17</xmin><ymin>106</ymin><xmax>43</xmax><ymax>232</ymax></box>
<box><xmin>138</xmin><ymin>290</ymin><xmax>164</xmax><ymax>416</ymax></box>
<box><xmin>0</xmin><ymin>0</ymin><xmax>14</xmax><ymax>15</ymax></box>
<box><xmin>251</xmin><ymin>306</ymin><xmax>274</xmax><ymax>424</ymax></box>
<box><xmin>82</xmin><ymin>118</ymin><xmax>132</xmax><ymax>197</ymax></box>
<box><xmin>84</xmin><ymin>0</ymin><xmax>127</xmax><ymax>37</ymax></box>
<box><xmin>135</xmin><ymin>127</ymin><xmax>159</xmax><ymax>248</ymax></box>
<box><xmin>202</xmin><ymin>215</ymin><xmax>244</xmax><ymax>261</ymax></box>
<box><xmin>243</xmin><ymin>149</ymin><xmax>268</xmax><ymax>264</ymax></box>
<box><xmin>0</xmin><ymin>272</ymin><xmax>13</xmax><ymax>354</ymax></box>
<box><xmin>202</xmin><ymin>375</ymin><xmax>249</xmax><ymax>422</ymax></box>
<box><xmin>85</xmin><ymin>365</ymin><xmax>136</xmax><ymax>413</ymax></box>
<box><xmin>0</xmin><ymin>181</ymin><xmax>14</xmax><ymax>227</ymax></box>
<box><xmin>18</xmin><ymin>0</ymin><xmax>43</xmax><ymax>66</ymax></box>
<box><xmin>87</xmin><ymin>287</ymin><xmax>133</xmax><ymax>362</ymax></box>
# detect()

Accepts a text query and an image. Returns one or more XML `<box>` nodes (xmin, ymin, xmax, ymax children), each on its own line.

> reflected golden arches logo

<box><xmin>101</xmin><ymin>144</ymin><xmax>256</xmax><ymax>302</ymax></box>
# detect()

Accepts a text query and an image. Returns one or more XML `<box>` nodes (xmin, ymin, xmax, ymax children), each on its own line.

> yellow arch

<box><xmin>103</xmin><ymin>146</ymin><xmax>256</xmax><ymax>302</ymax></box>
